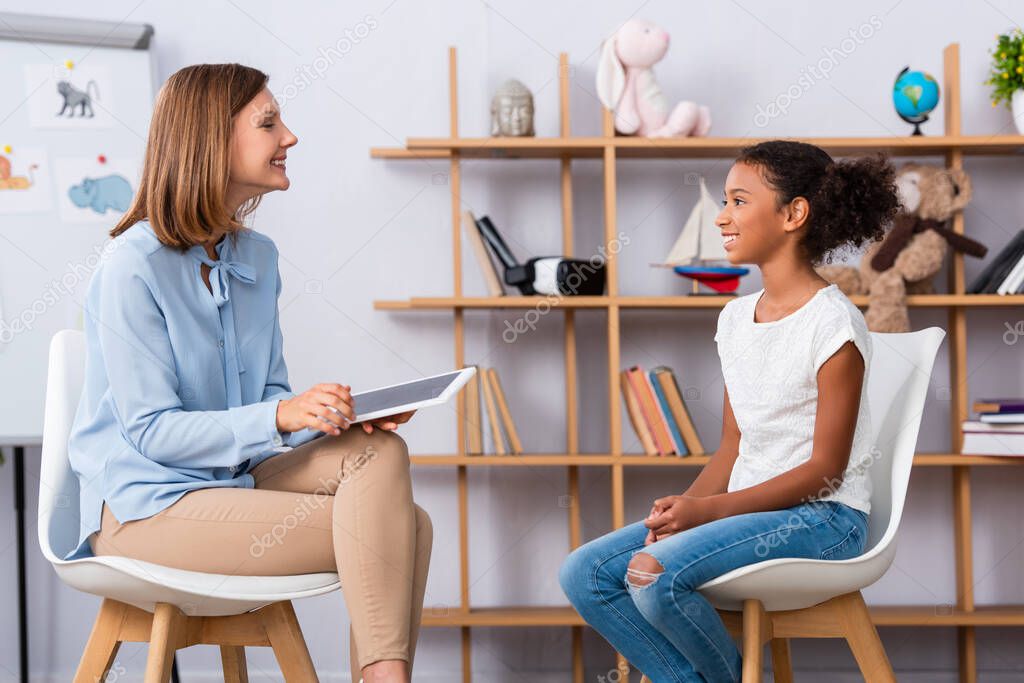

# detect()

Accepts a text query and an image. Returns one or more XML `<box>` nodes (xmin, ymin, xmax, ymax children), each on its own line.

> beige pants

<box><xmin>89</xmin><ymin>427</ymin><xmax>433</xmax><ymax>678</ymax></box>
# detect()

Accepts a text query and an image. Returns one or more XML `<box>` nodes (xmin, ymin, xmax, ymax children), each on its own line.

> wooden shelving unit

<box><xmin>372</xmin><ymin>43</ymin><xmax>1022</xmax><ymax>683</ymax></box>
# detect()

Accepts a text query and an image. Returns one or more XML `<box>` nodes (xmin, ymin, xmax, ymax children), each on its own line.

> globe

<box><xmin>893</xmin><ymin>67</ymin><xmax>940</xmax><ymax>135</ymax></box>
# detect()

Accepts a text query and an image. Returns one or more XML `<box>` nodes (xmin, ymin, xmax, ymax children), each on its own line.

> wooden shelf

<box><xmin>370</xmin><ymin>134</ymin><xmax>1024</xmax><ymax>160</ymax></box>
<box><xmin>419</xmin><ymin>605</ymin><xmax>1024</xmax><ymax>628</ymax></box>
<box><xmin>872</xmin><ymin>605</ymin><xmax>1024</xmax><ymax>627</ymax></box>
<box><xmin>409</xmin><ymin>453</ymin><xmax>1023</xmax><ymax>466</ymax></box>
<box><xmin>422</xmin><ymin>606</ymin><xmax>582</xmax><ymax>628</ymax></box>
<box><xmin>376</xmin><ymin>293</ymin><xmax>1024</xmax><ymax>310</ymax></box>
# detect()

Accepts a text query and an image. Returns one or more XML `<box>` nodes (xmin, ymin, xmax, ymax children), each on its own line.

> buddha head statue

<box><xmin>490</xmin><ymin>78</ymin><xmax>535</xmax><ymax>136</ymax></box>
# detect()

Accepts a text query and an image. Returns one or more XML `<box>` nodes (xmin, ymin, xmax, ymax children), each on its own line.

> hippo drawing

<box><xmin>67</xmin><ymin>174</ymin><xmax>133</xmax><ymax>214</ymax></box>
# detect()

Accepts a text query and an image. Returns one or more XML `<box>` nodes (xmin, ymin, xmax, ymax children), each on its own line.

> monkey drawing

<box><xmin>56</xmin><ymin>80</ymin><xmax>100</xmax><ymax>118</ymax></box>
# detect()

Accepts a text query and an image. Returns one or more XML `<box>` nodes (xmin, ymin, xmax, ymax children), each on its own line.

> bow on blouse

<box><xmin>193</xmin><ymin>252</ymin><xmax>257</xmax><ymax>307</ymax></box>
<box><xmin>192</xmin><ymin>250</ymin><xmax>257</xmax><ymax>381</ymax></box>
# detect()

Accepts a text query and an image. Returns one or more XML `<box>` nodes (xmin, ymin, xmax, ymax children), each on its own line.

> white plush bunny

<box><xmin>596</xmin><ymin>19</ymin><xmax>711</xmax><ymax>137</ymax></box>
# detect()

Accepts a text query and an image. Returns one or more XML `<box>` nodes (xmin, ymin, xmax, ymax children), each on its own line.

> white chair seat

<box><xmin>53</xmin><ymin>555</ymin><xmax>339</xmax><ymax>616</ymax></box>
<box><xmin>698</xmin><ymin>543</ymin><xmax>896</xmax><ymax>613</ymax></box>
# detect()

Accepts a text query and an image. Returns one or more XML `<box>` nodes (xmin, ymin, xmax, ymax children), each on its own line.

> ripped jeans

<box><xmin>558</xmin><ymin>500</ymin><xmax>868</xmax><ymax>683</ymax></box>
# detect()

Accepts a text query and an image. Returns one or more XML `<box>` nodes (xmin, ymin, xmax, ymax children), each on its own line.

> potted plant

<box><xmin>985</xmin><ymin>28</ymin><xmax>1024</xmax><ymax>135</ymax></box>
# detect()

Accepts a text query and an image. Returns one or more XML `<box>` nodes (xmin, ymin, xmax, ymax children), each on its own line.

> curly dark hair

<box><xmin>735</xmin><ymin>140</ymin><xmax>900</xmax><ymax>265</ymax></box>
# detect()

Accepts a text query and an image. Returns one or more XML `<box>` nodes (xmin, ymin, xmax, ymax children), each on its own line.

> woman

<box><xmin>559</xmin><ymin>141</ymin><xmax>899</xmax><ymax>682</ymax></box>
<box><xmin>67</xmin><ymin>63</ymin><xmax>430</xmax><ymax>683</ymax></box>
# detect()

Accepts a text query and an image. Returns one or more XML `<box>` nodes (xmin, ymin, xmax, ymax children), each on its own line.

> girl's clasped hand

<box><xmin>643</xmin><ymin>494</ymin><xmax>717</xmax><ymax>545</ymax></box>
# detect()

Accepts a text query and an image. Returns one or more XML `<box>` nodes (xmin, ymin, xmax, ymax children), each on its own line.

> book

<box><xmin>486</xmin><ymin>367</ymin><xmax>522</xmax><ymax>454</ymax></box>
<box><xmin>963</xmin><ymin>420</ymin><xmax>1024</xmax><ymax>433</ymax></box>
<box><xmin>1011</xmin><ymin>254</ymin><xmax>1024</xmax><ymax>293</ymax></box>
<box><xmin>627</xmin><ymin>366</ymin><xmax>674</xmax><ymax>455</ymax></box>
<box><xmin>962</xmin><ymin>420</ymin><xmax>1024</xmax><ymax>455</ymax></box>
<box><xmin>621</xmin><ymin>370</ymin><xmax>657</xmax><ymax>455</ymax></box>
<box><xmin>968</xmin><ymin>229</ymin><xmax>1024</xmax><ymax>293</ymax></box>
<box><xmin>962</xmin><ymin>433</ymin><xmax>1024</xmax><ymax>455</ymax></box>
<box><xmin>997</xmin><ymin>250</ymin><xmax>1024</xmax><ymax>295</ymax></box>
<box><xmin>625</xmin><ymin>367</ymin><xmax>664</xmax><ymax>455</ymax></box>
<box><xmin>465</xmin><ymin>365</ymin><xmax>483</xmax><ymax>455</ymax></box>
<box><xmin>979</xmin><ymin>412</ymin><xmax>1024</xmax><ymax>424</ymax></box>
<box><xmin>973</xmin><ymin>398</ymin><xmax>1024</xmax><ymax>414</ymax></box>
<box><xmin>649</xmin><ymin>369</ymin><xmax>686</xmax><ymax>455</ymax></box>
<box><xmin>642</xmin><ymin>370</ymin><xmax>678</xmax><ymax>455</ymax></box>
<box><xmin>462</xmin><ymin>210</ymin><xmax>505</xmax><ymax>297</ymax></box>
<box><xmin>480</xmin><ymin>369</ymin><xmax>506</xmax><ymax>455</ymax></box>
<box><xmin>993</xmin><ymin>242</ymin><xmax>1024</xmax><ymax>294</ymax></box>
<box><xmin>984</xmin><ymin>231</ymin><xmax>1024</xmax><ymax>293</ymax></box>
<box><xmin>653</xmin><ymin>366</ymin><xmax>704</xmax><ymax>455</ymax></box>
<box><xmin>619</xmin><ymin>365</ymin><xmax>707</xmax><ymax>457</ymax></box>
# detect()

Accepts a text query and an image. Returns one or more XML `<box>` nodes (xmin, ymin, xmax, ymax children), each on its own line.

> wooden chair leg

<box><xmin>742</xmin><ymin>599</ymin><xmax>770</xmax><ymax>683</ymax></box>
<box><xmin>261</xmin><ymin>601</ymin><xmax>319</xmax><ymax>682</ymax></box>
<box><xmin>74</xmin><ymin>598</ymin><xmax>127</xmax><ymax>683</ymax></box>
<box><xmin>144</xmin><ymin>603</ymin><xmax>187</xmax><ymax>683</ymax></box>
<box><xmin>221</xmin><ymin>645</ymin><xmax>249</xmax><ymax>682</ymax></box>
<box><xmin>769</xmin><ymin>638</ymin><xmax>794</xmax><ymax>683</ymax></box>
<box><xmin>836</xmin><ymin>591</ymin><xmax>896</xmax><ymax>683</ymax></box>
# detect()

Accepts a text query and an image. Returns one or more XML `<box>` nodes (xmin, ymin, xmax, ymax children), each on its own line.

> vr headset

<box><xmin>474</xmin><ymin>215</ymin><xmax>606</xmax><ymax>296</ymax></box>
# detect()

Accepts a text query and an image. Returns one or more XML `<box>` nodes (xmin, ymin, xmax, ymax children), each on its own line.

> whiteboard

<box><xmin>0</xmin><ymin>15</ymin><xmax>156</xmax><ymax>440</ymax></box>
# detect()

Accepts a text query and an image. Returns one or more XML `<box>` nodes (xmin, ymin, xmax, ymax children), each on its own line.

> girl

<box><xmin>559</xmin><ymin>140</ymin><xmax>900</xmax><ymax>682</ymax></box>
<box><xmin>67</xmin><ymin>64</ymin><xmax>429</xmax><ymax>683</ymax></box>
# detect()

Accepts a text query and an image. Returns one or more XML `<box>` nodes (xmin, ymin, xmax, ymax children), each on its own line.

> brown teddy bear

<box><xmin>816</xmin><ymin>162</ymin><xmax>986</xmax><ymax>332</ymax></box>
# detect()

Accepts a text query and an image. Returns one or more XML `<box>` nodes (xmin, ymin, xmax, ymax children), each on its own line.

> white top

<box><xmin>714</xmin><ymin>283</ymin><xmax>874</xmax><ymax>514</ymax></box>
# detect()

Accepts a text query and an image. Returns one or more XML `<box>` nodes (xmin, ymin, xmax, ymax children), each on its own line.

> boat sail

<box><xmin>651</xmin><ymin>176</ymin><xmax>748</xmax><ymax>294</ymax></box>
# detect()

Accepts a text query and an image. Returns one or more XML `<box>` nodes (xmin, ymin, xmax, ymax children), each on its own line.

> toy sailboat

<box><xmin>650</xmin><ymin>176</ymin><xmax>748</xmax><ymax>294</ymax></box>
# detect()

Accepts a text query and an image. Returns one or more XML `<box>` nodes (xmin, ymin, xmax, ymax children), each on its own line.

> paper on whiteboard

<box><xmin>25</xmin><ymin>63</ymin><xmax>117</xmax><ymax>130</ymax></box>
<box><xmin>54</xmin><ymin>156</ymin><xmax>139</xmax><ymax>223</ymax></box>
<box><xmin>0</xmin><ymin>147</ymin><xmax>52</xmax><ymax>214</ymax></box>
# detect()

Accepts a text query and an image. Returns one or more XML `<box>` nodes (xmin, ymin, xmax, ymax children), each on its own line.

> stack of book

<box><xmin>621</xmin><ymin>365</ymin><xmax>704</xmax><ymax>456</ymax></box>
<box><xmin>961</xmin><ymin>397</ymin><xmax>1024</xmax><ymax>456</ymax></box>
<box><xmin>968</xmin><ymin>229</ymin><xmax>1024</xmax><ymax>294</ymax></box>
<box><xmin>464</xmin><ymin>364</ymin><xmax>522</xmax><ymax>455</ymax></box>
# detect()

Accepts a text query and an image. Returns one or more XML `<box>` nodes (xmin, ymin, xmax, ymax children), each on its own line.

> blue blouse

<box><xmin>65</xmin><ymin>220</ymin><xmax>323</xmax><ymax>560</ymax></box>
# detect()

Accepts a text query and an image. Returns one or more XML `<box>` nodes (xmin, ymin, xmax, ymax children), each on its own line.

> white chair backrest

<box><xmin>863</xmin><ymin>327</ymin><xmax>945</xmax><ymax>553</ymax></box>
<box><xmin>38</xmin><ymin>329</ymin><xmax>87</xmax><ymax>564</ymax></box>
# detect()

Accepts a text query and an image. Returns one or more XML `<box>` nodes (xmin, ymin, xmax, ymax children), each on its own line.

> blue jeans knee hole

<box><xmin>625</xmin><ymin>567</ymin><xmax>661</xmax><ymax>596</ymax></box>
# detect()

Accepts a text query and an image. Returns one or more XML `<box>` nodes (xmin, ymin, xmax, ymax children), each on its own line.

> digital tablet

<box><xmin>343</xmin><ymin>367</ymin><xmax>477</xmax><ymax>423</ymax></box>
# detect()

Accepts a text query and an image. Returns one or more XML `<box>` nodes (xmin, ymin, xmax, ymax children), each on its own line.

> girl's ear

<box><xmin>784</xmin><ymin>196</ymin><xmax>811</xmax><ymax>232</ymax></box>
<box><xmin>596</xmin><ymin>34</ymin><xmax>625</xmax><ymax>111</ymax></box>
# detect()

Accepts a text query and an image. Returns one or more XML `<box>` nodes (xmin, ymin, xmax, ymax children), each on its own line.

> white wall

<box><xmin>1</xmin><ymin>0</ymin><xmax>1023</xmax><ymax>680</ymax></box>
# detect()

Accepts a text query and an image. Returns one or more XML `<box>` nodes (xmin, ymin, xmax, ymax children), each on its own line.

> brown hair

<box><xmin>111</xmin><ymin>63</ymin><xmax>269</xmax><ymax>249</ymax></box>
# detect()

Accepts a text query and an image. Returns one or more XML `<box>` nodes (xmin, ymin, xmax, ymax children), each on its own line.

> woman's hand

<box><xmin>643</xmin><ymin>494</ymin><xmax>716</xmax><ymax>545</ymax></box>
<box><xmin>359</xmin><ymin>410</ymin><xmax>416</xmax><ymax>434</ymax></box>
<box><xmin>276</xmin><ymin>383</ymin><xmax>355</xmax><ymax>436</ymax></box>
